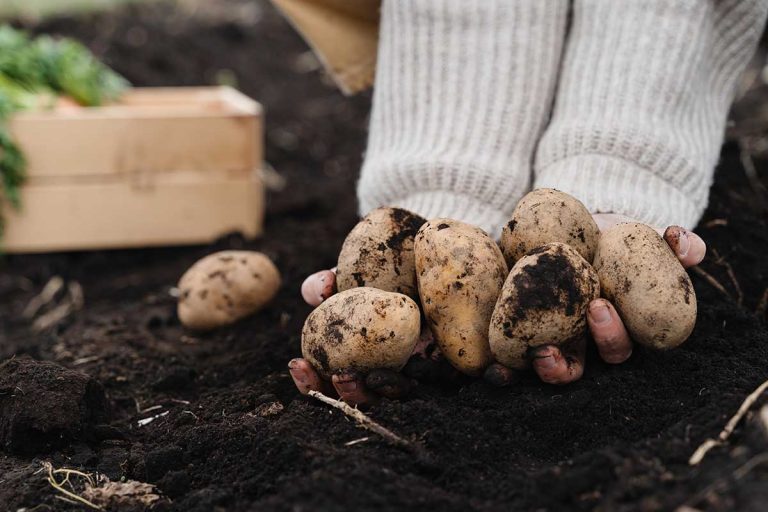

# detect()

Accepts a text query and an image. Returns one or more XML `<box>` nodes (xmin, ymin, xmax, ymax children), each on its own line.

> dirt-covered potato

<box><xmin>489</xmin><ymin>242</ymin><xmax>600</xmax><ymax>369</ymax></box>
<box><xmin>594</xmin><ymin>223</ymin><xmax>696</xmax><ymax>350</ymax></box>
<box><xmin>336</xmin><ymin>207</ymin><xmax>426</xmax><ymax>299</ymax></box>
<box><xmin>500</xmin><ymin>188</ymin><xmax>600</xmax><ymax>265</ymax></box>
<box><xmin>177</xmin><ymin>251</ymin><xmax>281</xmax><ymax>330</ymax></box>
<box><xmin>301</xmin><ymin>287</ymin><xmax>421</xmax><ymax>379</ymax></box>
<box><xmin>415</xmin><ymin>219</ymin><xmax>508</xmax><ymax>376</ymax></box>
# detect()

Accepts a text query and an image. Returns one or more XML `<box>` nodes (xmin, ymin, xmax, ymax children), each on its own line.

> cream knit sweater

<box><xmin>357</xmin><ymin>0</ymin><xmax>768</xmax><ymax>236</ymax></box>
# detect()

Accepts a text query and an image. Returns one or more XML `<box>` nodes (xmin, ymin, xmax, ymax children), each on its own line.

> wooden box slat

<box><xmin>3</xmin><ymin>86</ymin><xmax>265</xmax><ymax>253</ymax></box>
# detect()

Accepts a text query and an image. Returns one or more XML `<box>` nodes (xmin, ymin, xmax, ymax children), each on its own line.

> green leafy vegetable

<box><xmin>0</xmin><ymin>24</ymin><xmax>129</xmax><ymax>238</ymax></box>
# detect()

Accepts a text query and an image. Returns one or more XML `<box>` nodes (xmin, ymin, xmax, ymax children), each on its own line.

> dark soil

<box><xmin>1</xmin><ymin>1</ymin><xmax>768</xmax><ymax>510</ymax></box>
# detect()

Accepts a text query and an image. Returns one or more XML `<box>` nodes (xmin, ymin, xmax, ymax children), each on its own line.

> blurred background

<box><xmin>0</xmin><ymin>2</ymin><xmax>767</xmax><ymax>511</ymax></box>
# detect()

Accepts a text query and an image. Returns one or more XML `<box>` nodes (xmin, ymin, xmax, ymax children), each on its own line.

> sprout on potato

<box><xmin>301</xmin><ymin>287</ymin><xmax>421</xmax><ymax>379</ymax></box>
<box><xmin>337</xmin><ymin>207</ymin><xmax>426</xmax><ymax>300</ymax></box>
<box><xmin>500</xmin><ymin>189</ymin><xmax>599</xmax><ymax>265</ymax></box>
<box><xmin>177</xmin><ymin>250</ymin><xmax>281</xmax><ymax>330</ymax></box>
<box><xmin>489</xmin><ymin>242</ymin><xmax>600</xmax><ymax>369</ymax></box>
<box><xmin>594</xmin><ymin>223</ymin><xmax>696</xmax><ymax>350</ymax></box>
<box><xmin>415</xmin><ymin>219</ymin><xmax>508</xmax><ymax>376</ymax></box>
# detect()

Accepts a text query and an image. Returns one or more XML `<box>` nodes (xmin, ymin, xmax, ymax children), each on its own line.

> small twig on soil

<box><xmin>22</xmin><ymin>276</ymin><xmax>64</xmax><ymax>319</ymax></box>
<box><xmin>32</xmin><ymin>281</ymin><xmax>84</xmax><ymax>332</ymax></box>
<box><xmin>307</xmin><ymin>390</ymin><xmax>417</xmax><ymax>453</ymax></box>
<box><xmin>712</xmin><ymin>249</ymin><xmax>744</xmax><ymax>306</ymax></box>
<box><xmin>756</xmin><ymin>288</ymin><xmax>768</xmax><ymax>318</ymax></box>
<box><xmin>739</xmin><ymin>140</ymin><xmax>768</xmax><ymax>205</ymax></box>
<box><xmin>689</xmin><ymin>379</ymin><xmax>768</xmax><ymax>465</ymax></box>
<box><xmin>690</xmin><ymin>266</ymin><xmax>732</xmax><ymax>301</ymax></box>
<box><xmin>41</xmin><ymin>461</ymin><xmax>102</xmax><ymax>510</ymax></box>
<box><xmin>137</xmin><ymin>411</ymin><xmax>169</xmax><ymax>427</ymax></box>
<box><xmin>134</xmin><ymin>398</ymin><xmax>164</xmax><ymax>414</ymax></box>
<box><xmin>702</xmin><ymin>218</ymin><xmax>728</xmax><ymax>229</ymax></box>
<box><xmin>685</xmin><ymin>451</ymin><xmax>768</xmax><ymax>508</ymax></box>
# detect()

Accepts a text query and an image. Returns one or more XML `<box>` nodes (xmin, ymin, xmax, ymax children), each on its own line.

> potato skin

<box><xmin>489</xmin><ymin>242</ymin><xmax>600</xmax><ymax>369</ymax></box>
<box><xmin>177</xmin><ymin>251</ymin><xmax>281</xmax><ymax>330</ymax></box>
<box><xmin>415</xmin><ymin>219</ymin><xmax>508</xmax><ymax>376</ymax></box>
<box><xmin>301</xmin><ymin>287</ymin><xmax>421</xmax><ymax>379</ymax></box>
<box><xmin>500</xmin><ymin>189</ymin><xmax>600</xmax><ymax>265</ymax></box>
<box><xmin>337</xmin><ymin>207</ymin><xmax>426</xmax><ymax>300</ymax></box>
<box><xmin>594</xmin><ymin>223</ymin><xmax>696</xmax><ymax>350</ymax></box>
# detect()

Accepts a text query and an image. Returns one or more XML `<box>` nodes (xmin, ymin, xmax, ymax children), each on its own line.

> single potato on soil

<box><xmin>489</xmin><ymin>242</ymin><xmax>600</xmax><ymax>369</ymax></box>
<box><xmin>177</xmin><ymin>251</ymin><xmax>281</xmax><ymax>330</ymax></box>
<box><xmin>594</xmin><ymin>223</ymin><xmax>696</xmax><ymax>350</ymax></box>
<box><xmin>301</xmin><ymin>287</ymin><xmax>421</xmax><ymax>380</ymax></box>
<box><xmin>500</xmin><ymin>189</ymin><xmax>600</xmax><ymax>265</ymax></box>
<box><xmin>415</xmin><ymin>219</ymin><xmax>508</xmax><ymax>376</ymax></box>
<box><xmin>337</xmin><ymin>207</ymin><xmax>426</xmax><ymax>300</ymax></box>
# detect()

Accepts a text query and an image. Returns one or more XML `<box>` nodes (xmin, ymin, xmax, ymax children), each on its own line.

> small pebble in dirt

<box><xmin>0</xmin><ymin>357</ymin><xmax>109</xmax><ymax>454</ymax></box>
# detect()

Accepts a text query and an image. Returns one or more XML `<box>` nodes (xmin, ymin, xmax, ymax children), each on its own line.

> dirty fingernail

<box><xmin>589</xmin><ymin>303</ymin><xmax>612</xmax><ymax>325</ymax></box>
<box><xmin>335</xmin><ymin>381</ymin><xmax>357</xmax><ymax>393</ymax></box>
<box><xmin>287</xmin><ymin>359</ymin><xmax>300</xmax><ymax>370</ymax></box>
<box><xmin>534</xmin><ymin>355</ymin><xmax>557</xmax><ymax>370</ymax></box>
<box><xmin>677</xmin><ymin>231</ymin><xmax>690</xmax><ymax>258</ymax></box>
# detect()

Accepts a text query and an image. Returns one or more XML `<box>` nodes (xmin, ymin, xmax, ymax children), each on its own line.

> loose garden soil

<box><xmin>1</xmin><ymin>2</ymin><xmax>767</xmax><ymax>510</ymax></box>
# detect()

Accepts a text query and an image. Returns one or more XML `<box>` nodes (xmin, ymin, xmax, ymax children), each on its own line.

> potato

<box><xmin>415</xmin><ymin>219</ymin><xmax>508</xmax><ymax>376</ymax></box>
<box><xmin>337</xmin><ymin>207</ymin><xmax>426</xmax><ymax>299</ymax></box>
<box><xmin>594</xmin><ymin>223</ymin><xmax>696</xmax><ymax>350</ymax></box>
<box><xmin>489</xmin><ymin>242</ymin><xmax>600</xmax><ymax>369</ymax></box>
<box><xmin>301</xmin><ymin>287</ymin><xmax>421</xmax><ymax>379</ymax></box>
<box><xmin>500</xmin><ymin>188</ymin><xmax>600</xmax><ymax>265</ymax></box>
<box><xmin>177</xmin><ymin>251</ymin><xmax>281</xmax><ymax>330</ymax></box>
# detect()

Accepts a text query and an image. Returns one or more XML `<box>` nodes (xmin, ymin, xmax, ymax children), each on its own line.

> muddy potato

<box><xmin>177</xmin><ymin>251</ymin><xmax>281</xmax><ymax>330</ymax></box>
<box><xmin>489</xmin><ymin>242</ymin><xmax>600</xmax><ymax>369</ymax></box>
<box><xmin>500</xmin><ymin>188</ymin><xmax>600</xmax><ymax>265</ymax></box>
<box><xmin>337</xmin><ymin>207</ymin><xmax>426</xmax><ymax>299</ymax></box>
<box><xmin>415</xmin><ymin>219</ymin><xmax>508</xmax><ymax>376</ymax></box>
<box><xmin>301</xmin><ymin>287</ymin><xmax>421</xmax><ymax>379</ymax></box>
<box><xmin>594</xmin><ymin>223</ymin><xmax>696</xmax><ymax>350</ymax></box>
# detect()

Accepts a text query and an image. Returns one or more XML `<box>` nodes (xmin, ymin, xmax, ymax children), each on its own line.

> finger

<box><xmin>300</xmin><ymin>268</ymin><xmax>337</xmax><ymax>306</ymax></box>
<box><xmin>365</xmin><ymin>369</ymin><xmax>413</xmax><ymax>399</ymax></box>
<box><xmin>531</xmin><ymin>342</ymin><xmax>585</xmax><ymax>385</ymax></box>
<box><xmin>588</xmin><ymin>299</ymin><xmax>633</xmax><ymax>364</ymax></box>
<box><xmin>483</xmin><ymin>363</ymin><xmax>519</xmax><ymax>387</ymax></box>
<box><xmin>332</xmin><ymin>373</ymin><xmax>376</xmax><ymax>406</ymax></box>
<box><xmin>663</xmin><ymin>226</ymin><xmax>706</xmax><ymax>268</ymax></box>
<box><xmin>412</xmin><ymin>327</ymin><xmax>438</xmax><ymax>359</ymax></box>
<box><xmin>288</xmin><ymin>358</ymin><xmax>329</xmax><ymax>395</ymax></box>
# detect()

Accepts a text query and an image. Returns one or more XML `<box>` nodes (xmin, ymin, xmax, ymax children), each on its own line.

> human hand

<box><xmin>524</xmin><ymin>213</ymin><xmax>706</xmax><ymax>384</ymax></box>
<box><xmin>291</xmin><ymin>269</ymin><xmax>444</xmax><ymax>406</ymax></box>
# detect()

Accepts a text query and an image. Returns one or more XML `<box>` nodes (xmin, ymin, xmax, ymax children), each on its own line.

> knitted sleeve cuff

<box><xmin>369</xmin><ymin>191</ymin><xmax>510</xmax><ymax>239</ymax></box>
<box><xmin>534</xmin><ymin>155</ymin><xmax>704</xmax><ymax>230</ymax></box>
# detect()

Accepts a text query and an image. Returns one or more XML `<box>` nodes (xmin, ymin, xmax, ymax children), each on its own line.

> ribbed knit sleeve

<box><xmin>535</xmin><ymin>0</ymin><xmax>768</xmax><ymax>229</ymax></box>
<box><xmin>358</xmin><ymin>0</ymin><xmax>568</xmax><ymax>237</ymax></box>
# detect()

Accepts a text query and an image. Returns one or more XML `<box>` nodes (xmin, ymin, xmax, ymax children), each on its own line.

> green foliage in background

<box><xmin>0</xmin><ymin>0</ymin><xmax>147</xmax><ymax>19</ymax></box>
<box><xmin>0</xmin><ymin>25</ymin><xmax>129</xmax><ymax>237</ymax></box>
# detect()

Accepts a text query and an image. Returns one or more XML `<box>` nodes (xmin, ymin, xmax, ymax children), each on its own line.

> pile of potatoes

<box><xmin>302</xmin><ymin>189</ymin><xmax>697</xmax><ymax>381</ymax></box>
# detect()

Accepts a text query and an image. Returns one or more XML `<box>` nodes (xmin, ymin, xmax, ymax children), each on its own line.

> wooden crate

<box><xmin>3</xmin><ymin>86</ymin><xmax>264</xmax><ymax>253</ymax></box>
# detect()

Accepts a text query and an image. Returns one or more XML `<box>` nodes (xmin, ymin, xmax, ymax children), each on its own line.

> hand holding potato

<box><xmin>490</xmin><ymin>190</ymin><xmax>706</xmax><ymax>385</ymax></box>
<box><xmin>291</xmin><ymin>208</ymin><xmax>440</xmax><ymax>406</ymax></box>
<box><xmin>294</xmin><ymin>193</ymin><xmax>708</xmax><ymax>395</ymax></box>
<box><xmin>515</xmin><ymin>213</ymin><xmax>706</xmax><ymax>385</ymax></box>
